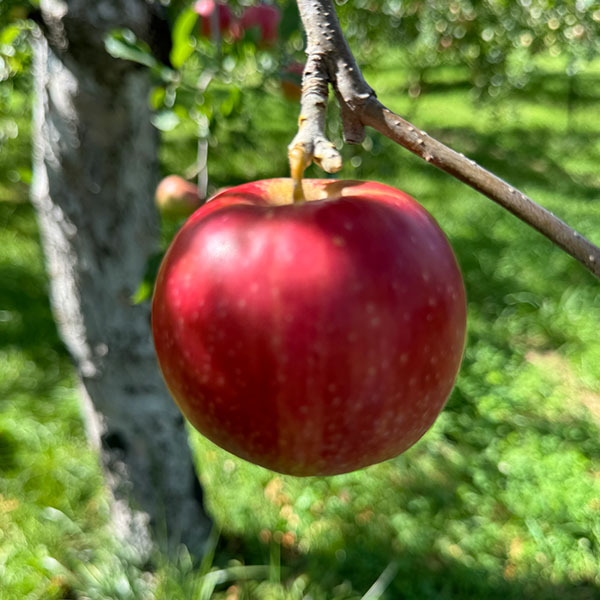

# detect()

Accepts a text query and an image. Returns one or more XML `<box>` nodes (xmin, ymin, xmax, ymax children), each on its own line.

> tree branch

<box><xmin>291</xmin><ymin>0</ymin><xmax>600</xmax><ymax>280</ymax></box>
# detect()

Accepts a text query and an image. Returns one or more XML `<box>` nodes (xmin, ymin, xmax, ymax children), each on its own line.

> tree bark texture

<box><xmin>30</xmin><ymin>0</ymin><xmax>211</xmax><ymax>558</ymax></box>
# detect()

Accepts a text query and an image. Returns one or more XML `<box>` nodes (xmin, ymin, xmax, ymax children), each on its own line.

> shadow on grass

<box><xmin>0</xmin><ymin>203</ymin><xmax>68</xmax><ymax>391</ymax></box>
<box><xmin>0</xmin><ymin>260</ymin><xmax>62</xmax><ymax>355</ymax></box>
<box><xmin>307</xmin><ymin>542</ymin><xmax>600</xmax><ymax>600</ymax></box>
<box><xmin>307</xmin><ymin>547</ymin><xmax>600</xmax><ymax>600</ymax></box>
<box><xmin>0</xmin><ymin>201</ymin><xmax>73</xmax><ymax>476</ymax></box>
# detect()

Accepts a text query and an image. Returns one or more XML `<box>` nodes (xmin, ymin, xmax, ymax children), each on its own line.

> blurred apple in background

<box><xmin>193</xmin><ymin>0</ymin><xmax>233</xmax><ymax>38</ymax></box>
<box><xmin>155</xmin><ymin>175</ymin><xmax>202</xmax><ymax>219</ymax></box>
<box><xmin>238</xmin><ymin>3</ymin><xmax>281</xmax><ymax>46</ymax></box>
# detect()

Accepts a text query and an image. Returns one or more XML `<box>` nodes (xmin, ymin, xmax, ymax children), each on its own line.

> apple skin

<box><xmin>238</xmin><ymin>4</ymin><xmax>281</xmax><ymax>46</ymax></box>
<box><xmin>193</xmin><ymin>0</ymin><xmax>232</xmax><ymax>38</ymax></box>
<box><xmin>155</xmin><ymin>175</ymin><xmax>201</xmax><ymax>219</ymax></box>
<box><xmin>152</xmin><ymin>178</ymin><xmax>467</xmax><ymax>476</ymax></box>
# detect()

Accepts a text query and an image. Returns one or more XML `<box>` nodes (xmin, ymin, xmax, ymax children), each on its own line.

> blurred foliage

<box><xmin>3</xmin><ymin>0</ymin><xmax>600</xmax><ymax>102</ymax></box>
<box><xmin>0</xmin><ymin>1</ymin><xmax>33</xmax><ymax>89</ymax></box>
<box><xmin>0</xmin><ymin>0</ymin><xmax>33</xmax><ymax>193</ymax></box>
<box><xmin>101</xmin><ymin>1</ymin><xmax>306</xmax><ymax>189</ymax></box>
<box><xmin>336</xmin><ymin>0</ymin><xmax>600</xmax><ymax>97</ymax></box>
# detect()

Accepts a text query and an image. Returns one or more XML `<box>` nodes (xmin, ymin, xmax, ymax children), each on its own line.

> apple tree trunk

<box><xmin>30</xmin><ymin>0</ymin><xmax>211</xmax><ymax>558</ymax></box>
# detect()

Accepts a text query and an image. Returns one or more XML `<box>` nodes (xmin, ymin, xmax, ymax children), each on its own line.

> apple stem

<box><xmin>294</xmin><ymin>0</ymin><xmax>600</xmax><ymax>280</ymax></box>
<box><xmin>289</xmin><ymin>145</ymin><xmax>310</xmax><ymax>203</ymax></box>
<box><xmin>197</xmin><ymin>136</ymin><xmax>209</xmax><ymax>201</ymax></box>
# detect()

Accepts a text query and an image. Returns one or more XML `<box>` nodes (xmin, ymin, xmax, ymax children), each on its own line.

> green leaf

<box><xmin>0</xmin><ymin>25</ymin><xmax>20</xmax><ymax>46</ymax></box>
<box><xmin>17</xmin><ymin>166</ymin><xmax>32</xmax><ymax>185</ymax></box>
<box><xmin>131</xmin><ymin>252</ymin><xmax>164</xmax><ymax>304</ymax></box>
<box><xmin>195</xmin><ymin>101</ymin><xmax>213</xmax><ymax>122</ymax></box>
<box><xmin>279</xmin><ymin>1</ymin><xmax>302</xmax><ymax>41</ymax></box>
<box><xmin>131</xmin><ymin>280</ymin><xmax>153</xmax><ymax>305</ymax></box>
<box><xmin>151</xmin><ymin>110</ymin><xmax>181</xmax><ymax>132</ymax></box>
<box><xmin>104</xmin><ymin>29</ymin><xmax>157</xmax><ymax>69</ymax></box>
<box><xmin>219</xmin><ymin>86</ymin><xmax>242</xmax><ymax>117</ymax></box>
<box><xmin>170</xmin><ymin>8</ymin><xmax>198</xmax><ymax>70</ymax></box>
<box><xmin>150</xmin><ymin>86</ymin><xmax>166</xmax><ymax>110</ymax></box>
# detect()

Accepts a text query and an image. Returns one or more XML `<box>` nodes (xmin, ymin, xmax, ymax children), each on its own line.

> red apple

<box><xmin>238</xmin><ymin>3</ymin><xmax>281</xmax><ymax>46</ymax></box>
<box><xmin>152</xmin><ymin>178</ymin><xmax>466</xmax><ymax>476</ymax></box>
<box><xmin>280</xmin><ymin>62</ymin><xmax>304</xmax><ymax>101</ymax></box>
<box><xmin>155</xmin><ymin>175</ymin><xmax>201</xmax><ymax>219</ymax></box>
<box><xmin>193</xmin><ymin>0</ymin><xmax>233</xmax><ymax>38</ymax></box>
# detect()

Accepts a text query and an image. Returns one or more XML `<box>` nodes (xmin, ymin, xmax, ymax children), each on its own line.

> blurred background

<box><xmin>1</xmin><ymin>0</ymin><xmax>600</xmax><ymax>598</ymax></box>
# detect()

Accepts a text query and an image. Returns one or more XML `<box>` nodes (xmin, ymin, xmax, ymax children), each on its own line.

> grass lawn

<box><xmin>1</xmin><ymin>51</ymin><xmax>600</xmax><ymax>599</ymax></box>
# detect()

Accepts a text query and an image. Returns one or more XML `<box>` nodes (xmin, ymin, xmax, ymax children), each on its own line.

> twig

<box><xmin>360</xmin><ymin>559</ymin><xmax>400</xmax><ymax>599</ymax></box>
<box><xmin>291</xmin><ymin>0</ymin><xmax>600</xmax><ymax>280</ymax></box>
<box><xmin>184</xmin><ymin>70</ymin><xmax>214</xmax><ymax>197</ymax></box>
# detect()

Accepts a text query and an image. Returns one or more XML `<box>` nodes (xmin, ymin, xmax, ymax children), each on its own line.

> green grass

<box><xmin>2</xmin><ymin>50</ymin><xmax>600</xmax><ymax>599</ymax></box>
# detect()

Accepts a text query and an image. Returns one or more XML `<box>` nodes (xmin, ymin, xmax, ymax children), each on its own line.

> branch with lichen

<box><xmin>290</xmin><ymin>0</ymin><xmax>600</xmax><ymax>280</ymax></box>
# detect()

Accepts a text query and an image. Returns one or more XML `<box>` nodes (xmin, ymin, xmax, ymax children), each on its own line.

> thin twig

<box><xmin>292</xmin><ymin>0</ymin><xmax>600</xmax><ymax>280</ymax></box>
<box><xmin>360</xmin><ymin>559</ymin><xmax>400</xmax><ymax>600</ymax></box>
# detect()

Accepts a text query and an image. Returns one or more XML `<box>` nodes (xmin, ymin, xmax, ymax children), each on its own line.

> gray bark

<box><xmin>30</xmin><ymin>0</ymin><xmax>211</xmax><ymax>559</ymax></box>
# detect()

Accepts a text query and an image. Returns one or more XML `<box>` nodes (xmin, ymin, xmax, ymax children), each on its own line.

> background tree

<box><xmin>27</xmin><ymin>0</ymin><xmax>211</xmax><ymax>558</ymax></box>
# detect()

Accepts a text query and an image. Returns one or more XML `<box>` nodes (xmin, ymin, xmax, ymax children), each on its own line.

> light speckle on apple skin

<box><xmin>152</xmin><ymin>178</ymin><xmax>467</xmax><ymax>476</ymax></box>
